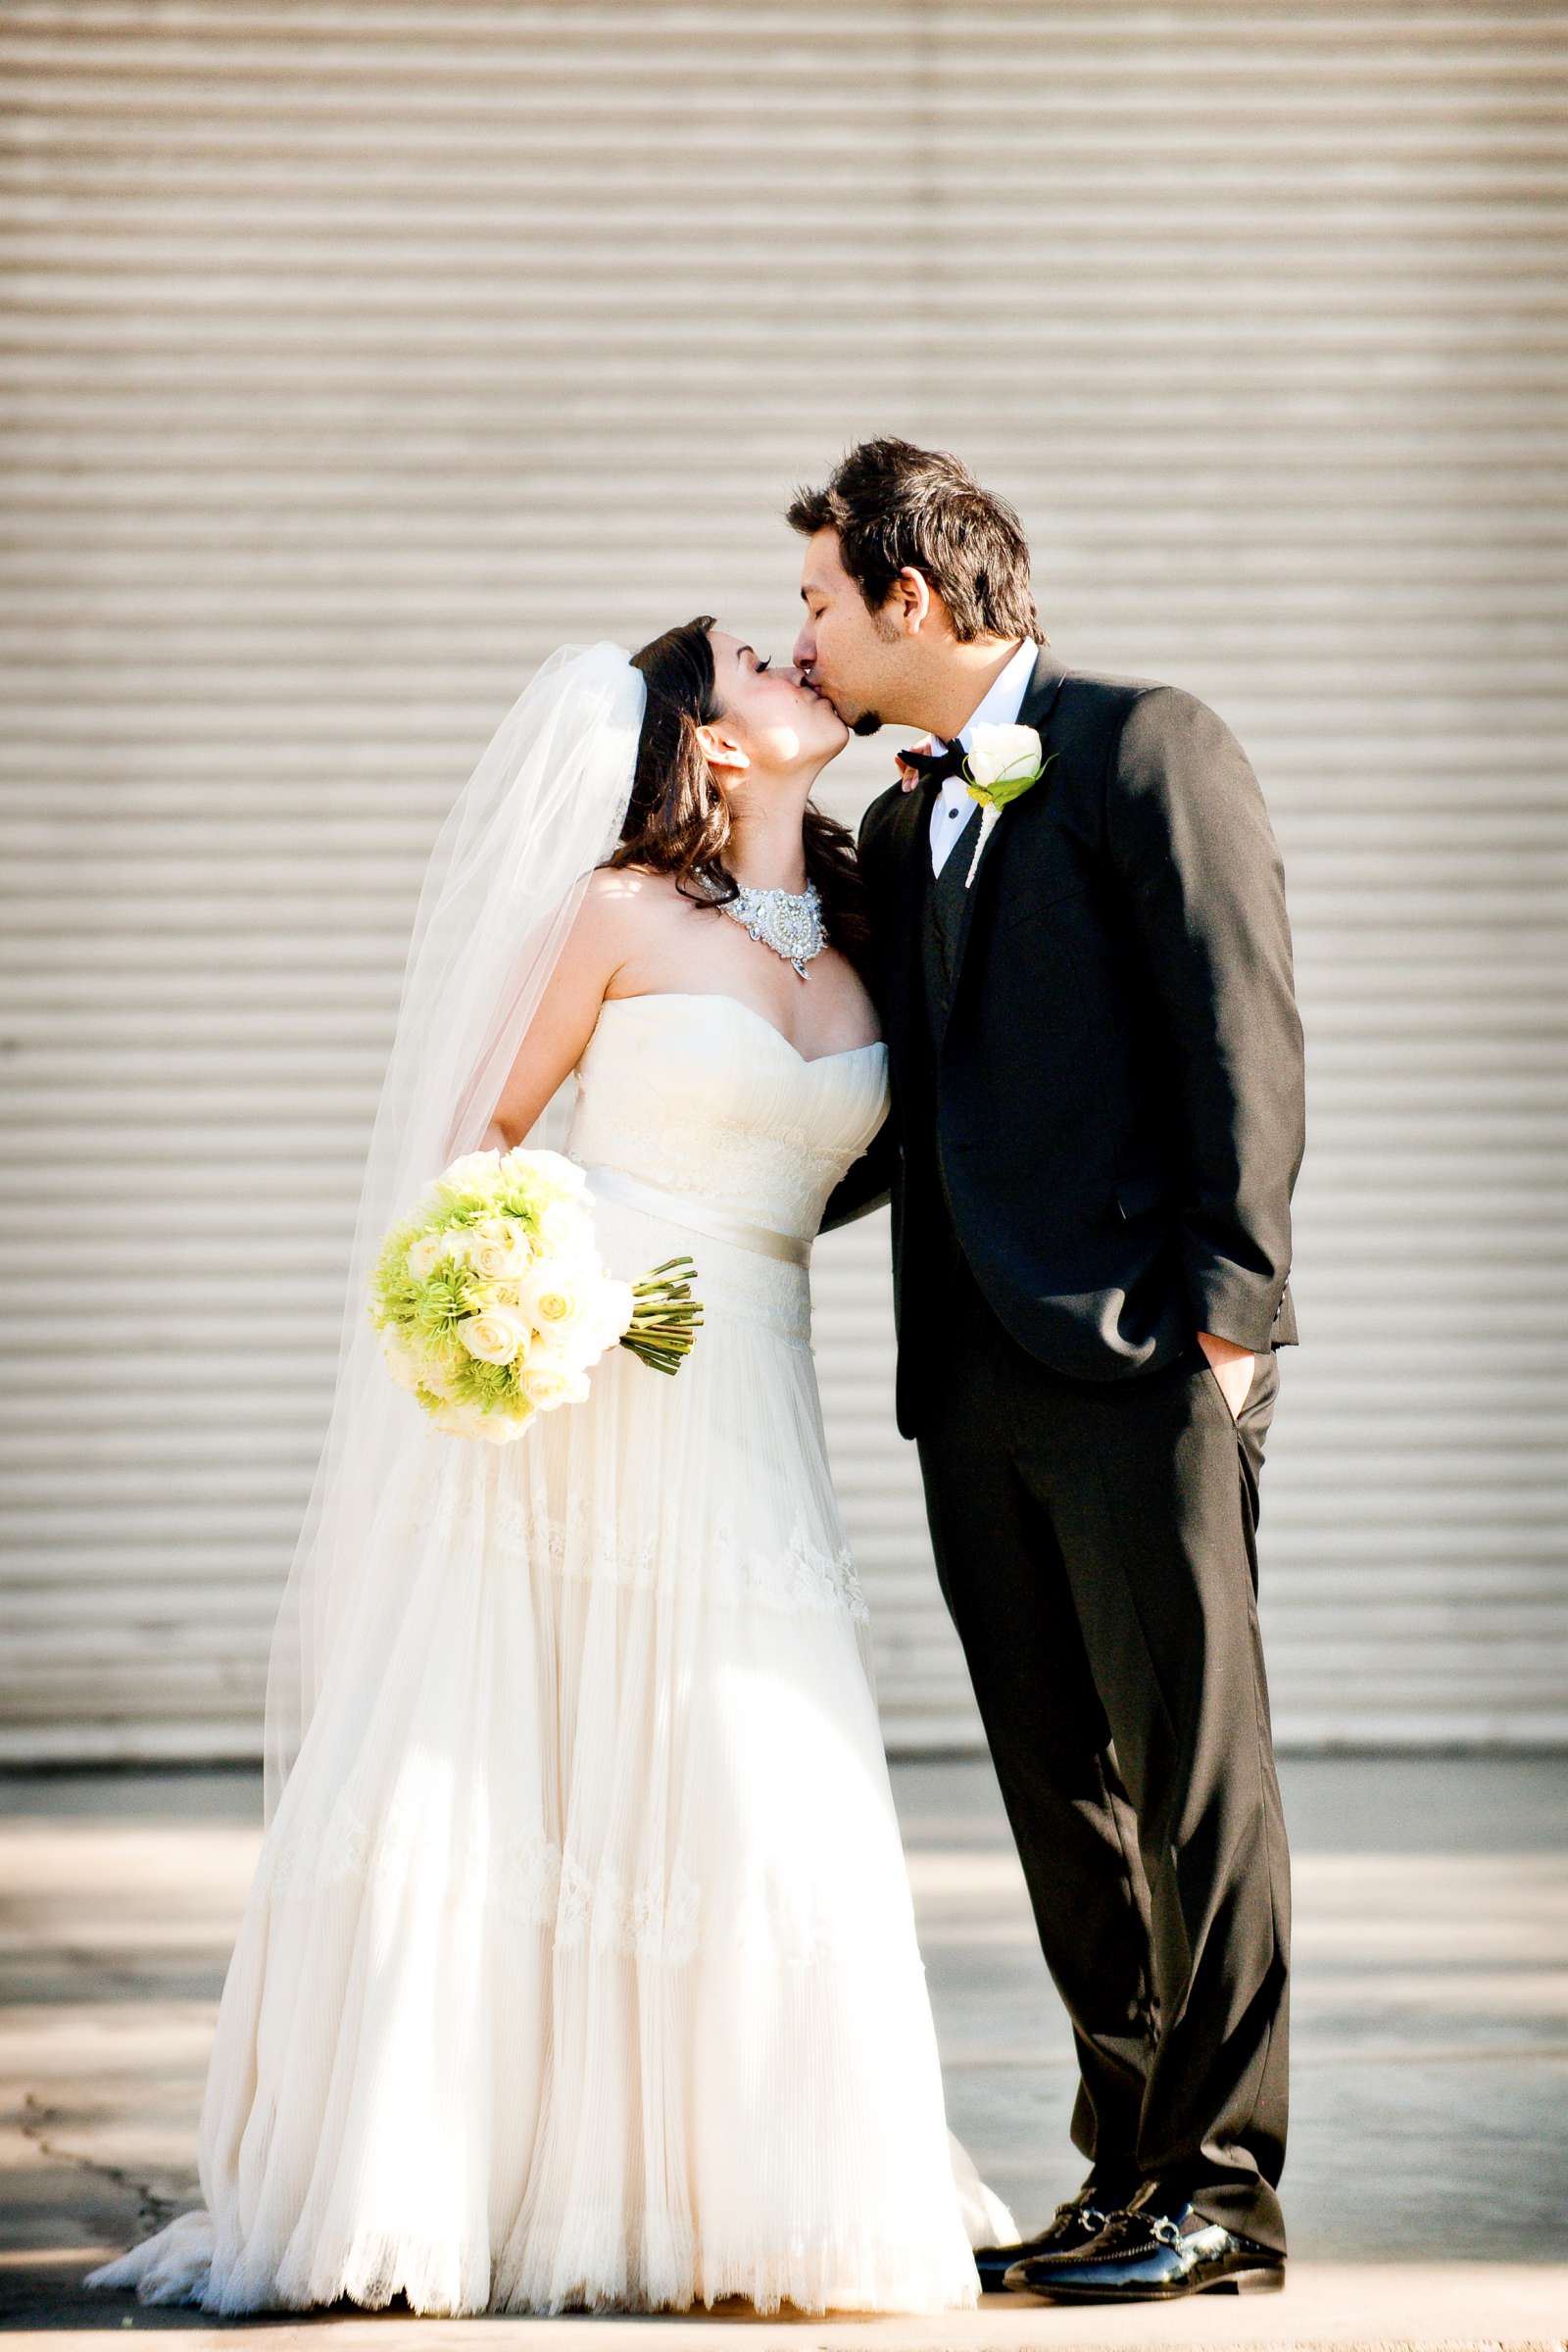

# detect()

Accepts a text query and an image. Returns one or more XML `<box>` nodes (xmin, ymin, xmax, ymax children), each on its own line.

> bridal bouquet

<box><xmin>368</xmin><ymin>1146</ymin><xmax>702</xmax><ymax>1444</ymax></box>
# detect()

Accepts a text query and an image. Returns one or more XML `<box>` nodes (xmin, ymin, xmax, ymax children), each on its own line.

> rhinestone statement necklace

<box><xmin>717</xmin><ymin>878</ymin><xmax>827</xmax><ymax>980</ymax></box>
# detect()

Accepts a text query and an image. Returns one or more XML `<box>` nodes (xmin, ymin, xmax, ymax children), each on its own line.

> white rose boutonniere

<box><xmin>961</xmin><ymin>722</ymin><xmax>1055</xmax><ymax>886</ymax></box>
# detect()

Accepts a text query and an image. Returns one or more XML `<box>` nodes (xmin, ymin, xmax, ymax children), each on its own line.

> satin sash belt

<box><xmin>576</xmin><ymin>1161</ymin><xmax>811</xmax><ymax>1268</ymax></box>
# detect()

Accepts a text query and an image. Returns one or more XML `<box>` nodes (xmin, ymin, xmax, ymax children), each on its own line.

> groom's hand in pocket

<box><xmin>1197</xmin><ymin>1329</ymin><xmax>1255</xmax><ymax>1422</ymax></box>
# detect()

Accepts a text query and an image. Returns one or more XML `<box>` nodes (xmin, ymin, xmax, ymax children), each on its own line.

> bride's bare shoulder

<box><xmin>567</xmin><ymin>862</ymin><xmax>706</xmax><ymax>982</ymax></box>
<box><xmin>576</xmin><ymin>861</ymin><xmax>691</xmax><ymax>933</ymax></box>
<box><xmin>583</xmin><ymin>858</ymin><xmax>672</xmax><ymax>901</ymax></box>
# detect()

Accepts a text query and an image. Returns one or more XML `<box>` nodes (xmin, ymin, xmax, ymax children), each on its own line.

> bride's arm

<box><xmin>818</xmin><ymin>801</ymin><xmax>901</xmax><ymax>1233</ymax></box>
<box><xmin>479</xmin><ymin>869</ymin><xmax>640</xmax><ymax>1152</ymax></box>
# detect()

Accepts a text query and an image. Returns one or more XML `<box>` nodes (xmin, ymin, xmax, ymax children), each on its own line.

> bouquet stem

<box><xmin>619</xmin><ymin>1255</ymin><xmax>704</xmax><ymax>1374</ymax></box>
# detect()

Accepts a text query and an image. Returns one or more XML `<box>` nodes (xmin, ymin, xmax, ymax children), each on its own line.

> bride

<box><xmin>82</xmin><ymin>623</ymin><xmax>1017</xmax><ymax>2319</ymax></box>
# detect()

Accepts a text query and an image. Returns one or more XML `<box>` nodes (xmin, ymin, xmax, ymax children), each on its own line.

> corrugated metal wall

<box><xmin>3</xmin><ymin>3</ymin><xmax>1565</xmax><ymax>1758</ymax></box>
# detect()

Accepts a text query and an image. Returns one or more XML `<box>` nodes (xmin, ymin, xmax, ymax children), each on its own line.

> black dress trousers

<box><xmin>913</xmin><ymin>809</ymin><xmax>1294</xmax><ymax>2255</ymax></box>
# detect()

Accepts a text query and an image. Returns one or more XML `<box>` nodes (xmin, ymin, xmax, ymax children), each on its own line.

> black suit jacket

<box><xmin>819</xmin><ymin>648</ymin><xmax>1305</xmax><ymax>1440</ymax></box>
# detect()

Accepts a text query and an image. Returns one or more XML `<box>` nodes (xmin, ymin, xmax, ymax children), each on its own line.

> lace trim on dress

<box><xmin>251</xmin><ymin>1796</ymin><xmax>704</xmax><ymax>1964</ymax></box>
<box><xmin>252</xmin><ymin>1809</ymin><xmax>906</xmax><ymax>1970</ymax></box>
<box><xmin>492</xmin><ymin>1486</ymin><xmax>870</xmax><ymax>1624</ymax></box>
<box><xmin>250</xmin><ymin>1804</ymin><xmax>894</xmax><ymax>1968</ymax></box>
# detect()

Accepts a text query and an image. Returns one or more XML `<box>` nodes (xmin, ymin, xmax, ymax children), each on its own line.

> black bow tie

<box><xmin>900</xmin><ymin>739</ymin><xmax>969</xmax><ymax>791</ymax></box>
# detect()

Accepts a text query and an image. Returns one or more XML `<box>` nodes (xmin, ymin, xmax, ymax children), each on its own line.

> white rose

<box><xmin>964</xmin><ymin>722</ymin><xmax>1044</xmax><ymax>790</ymax></box>
<box><xmin>405</xmin><ymin>1231</ymin><xmax>447</xmax><ymax>1280</ymax></box>
<box><xmin>457</xmin><ymin>1304</ymin><xmax>531</xmax><ymax>1365</ymax></box>
<box><xmin>523</xmin><ymin>1362</ymin><xmax>592</xmax><ymax>1413</ymax></box>
<box><xmin>466</xmin><ymin>1216</ymin><xmax>532</xmax><ymax>1282</ymax></box>
<box><xmin>439</xmin><ymin>1149</ymin><xmax>503</xmax><ymax>1196</ymax></box>
<box><xmin>516</xmin><ymin>1263</ymin><xmax>595</xmax><ymax>1352</ymax></box>
<box><xmin>535</xmin><ymin>1194</ymin><xmax>594</xmax><ymax>1257</ymax></box>
<box><xmin>506</xmin><ymin>1146</ymin><xmax>588</xmax><ymax>1200</ymax></box>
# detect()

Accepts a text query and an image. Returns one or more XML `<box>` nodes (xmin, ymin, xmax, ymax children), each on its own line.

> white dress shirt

<box><xmin>927</xmin><ymin>636</ymin><xmax>1041</xmax><ymax>878</ymax></box>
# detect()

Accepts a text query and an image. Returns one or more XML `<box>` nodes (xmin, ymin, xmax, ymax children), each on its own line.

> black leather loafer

<box><xmin>1003</xmin><ymin>2178</ymin><xmax>1286</xmax><ymax>2302</ymax></box>
<box><xmin>975</xmin><ymin>2174</ymin><xmax>1139</xmax><ymax>2294</ymax></box>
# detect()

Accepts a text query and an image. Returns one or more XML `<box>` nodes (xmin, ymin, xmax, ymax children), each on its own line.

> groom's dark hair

<box><xmin>786</xmin><ymin>438</ymin><xmax>1044</xmax><ymax>644</ymax></box>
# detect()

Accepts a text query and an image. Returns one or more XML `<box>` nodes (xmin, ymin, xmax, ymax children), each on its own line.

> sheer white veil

<box><xmin>261</xmin><ymin>641</ymin><xmax>648</xmax><ymax>1824</ymax></box>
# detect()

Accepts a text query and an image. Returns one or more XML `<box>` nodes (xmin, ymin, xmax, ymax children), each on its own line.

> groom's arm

<box><xmin>817</xmin><ymin>788</ymin><xmax>902</xmax><ymax>1236</ymax></box>
<box><xmin>1104</xmin><ymin>686</ymin><xmax>1305</xmax><ymax>1353</ymax></box>
<box><xmin>817</xmin><ymin>1114</ymin><xmax>898</xmax><ymax>1234</ymax></box>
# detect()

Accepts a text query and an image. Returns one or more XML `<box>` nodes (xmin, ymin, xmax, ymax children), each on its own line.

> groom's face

<box><xmin>793</xmin><ymin>530</ymin><xmax>903</xmax><ymax>737</ymax></box>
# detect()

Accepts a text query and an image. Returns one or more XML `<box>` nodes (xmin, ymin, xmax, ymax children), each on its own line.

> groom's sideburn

<box><xmin>821</xmin><ymin>649</ymin><xmax>1302</xmax><ymax>2258</ymax></box>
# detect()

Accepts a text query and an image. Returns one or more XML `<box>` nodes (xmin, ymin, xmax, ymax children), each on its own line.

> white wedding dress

<box><xmin>84</xmin><ymin>988</ymin><xmax>1017</xmax><ymax>2318</ymax></box>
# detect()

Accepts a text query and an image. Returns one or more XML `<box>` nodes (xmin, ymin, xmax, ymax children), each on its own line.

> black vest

<box><xmin>920</xmin><ymin>799</ymin><xmax>983</xmax><ymax>1051</ymax></box>
<box><xmin>918</xmin><ymin>802</ymin><xmax>984</xmax><ymax>1249</ymax></box>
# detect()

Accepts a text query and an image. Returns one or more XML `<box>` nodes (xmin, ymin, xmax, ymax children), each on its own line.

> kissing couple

<box><xmin>85</xmin><ymin>437</ymin><xmax>1305</xmax><ymax>2317</ymax></box>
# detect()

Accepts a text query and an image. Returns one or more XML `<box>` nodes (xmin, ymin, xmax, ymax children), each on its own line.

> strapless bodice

<box><xmin>564</xmin><ymin>992</ymin><xmax>890</xmax><ymax>1248</ymax></box>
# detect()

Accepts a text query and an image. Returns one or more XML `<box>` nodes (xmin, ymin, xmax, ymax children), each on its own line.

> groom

<box><xmin>796</xmin><ymin>440</ymin><xmax>1304</xmax><ymax>2307</ymax></box>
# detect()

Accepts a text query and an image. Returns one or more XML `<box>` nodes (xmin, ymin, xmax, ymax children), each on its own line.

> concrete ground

<box><xmin>1</xmin><ymin>1755</ymin><xmax>1564</xmax><ymax>2347</ymax></box>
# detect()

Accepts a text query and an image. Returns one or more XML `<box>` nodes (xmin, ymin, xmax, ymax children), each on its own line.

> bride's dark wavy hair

<box><xmin>605</xmin><ymin>614</ymin><xmax>873</xmax><ymax>979</ymax></box>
